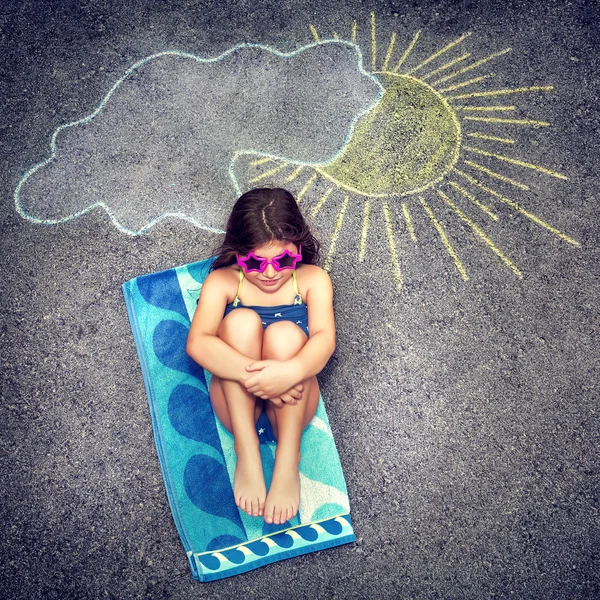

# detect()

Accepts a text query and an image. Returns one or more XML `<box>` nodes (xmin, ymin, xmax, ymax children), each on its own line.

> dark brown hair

<box><xmin>212</xmin><ymin>188</ymin><xmax>320</xmax><ymax>270</ymax></box>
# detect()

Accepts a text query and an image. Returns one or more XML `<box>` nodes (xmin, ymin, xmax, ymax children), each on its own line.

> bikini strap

<box><xmin>233</xmin><ymin>269</ymin><xmax>244</xmax><ymax>307</ymax></box>
<box><xmin>292</xmin><ymin>270</ymin><xmax>303</xmax><ymax>305</ymax></box>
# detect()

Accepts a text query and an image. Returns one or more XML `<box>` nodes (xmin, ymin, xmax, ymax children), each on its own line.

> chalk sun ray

<box><xmin>250</xmin><ymin>157</ymin><xmax>273</xmax><ymax>166</ymax></box>
<box><xmin>463</xmin><ymin>146</ymin><xmax>568</xmax><ymax>180</ymax></box>
<box><xmin>391</xmin><ymin>30</ymin><xmax>421</xmax><ymax>72</ymax></box>
<box><xmin>359</xmin><ymin>199</ymin><xmax>371</xmax><ymax>263</ymax></box>
<box><xmin>447</xmin><ymin>85</ymin><xmax>554</xmax><ymax>100</ymax></box>
<box><xmin>463</xmin><ymin>160</ymin><xmax>530</xmax><ymax>190</ymax></box>
<box><xmin>371</xmin><ymin>12</ymin><xmax>377</xmax><ymax>71</ymax></box>
<box><xmin>446</xmin><ymin>180</ymin><xmax>499</xmax><ymax>220</ymax></box>
<box><xmin>285</xmin><ymin>165</ymin><xmax>304</xmax><ymax>183</ymax></box>
<box><xmin>457</xmin><ymin>105</ymin><xmax>516</xmax><ymax>112</ymax></box>
<box><xmin>420</xmin><ymin>53</ymin><xmax>472</xmax><ymax>81</ymax></box>
<box><xmin>324</xmin><ymin>195</ymin><xmax>350</xmax><ymax>271</ymax></box>
<box><xmin>436</xmin><ymin>74</ymin><xmax>495</xmax><ymax>93</ymax></box>
<box><xmin>453</xmin><ymin>169</ymin><xmax>580</xmax><ymax>246</ymax></box>
<box><xmin>381</xmin><ymin>32</ymin><xmax>397</xmax><ymax>72</ymax></box>
<box><xmin>297</xmin><ymin>172</ymin><xmax>318</xmax><ymax>203</ymax></box>
<box><xmin>463</xmin><ymin>116</ymin><xmax>551</xmax><ymax>127</ymax></box>
<box><xmin>402</xmin><ymin>202</ymin><xmax>417</xmax><ymax>241</ymax></box>
<box><xmin>431</xmin><ymin>48</ymin><xmax>511</xmax><ymax>86</ymax></box>
<box><xmin>407</xmin><ymin>32</ymin><xmax>472</xmax><ymax>74</ymax></box>
<box><xmin>420</xmin><ymin>196</ymin><xmax>468</xmax><ymax>280</ymax></box>
<box><xmin>383</xmin><ymin>202</ymin><xmax>403</xmax><ymax>291</ymax></box>
<box><xmin>249</xmin><ymin>162</ymin><xmax>288</xmax><ymax>183</ymax></box>
<box><xmin>311</xmin><ymin>187</ymin><xmax>334</xmax><ymax>217</ymax></box>
<box><xmin>437</xmin><ymin>190</ymin><xmax>523</xmax><ymax>278</ymax></box>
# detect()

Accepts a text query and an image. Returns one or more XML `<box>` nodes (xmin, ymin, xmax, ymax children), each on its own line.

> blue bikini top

<box><xmin>223</xmin><ymin>270</ymin><xmax>307</xmax><ymax>321</ymax></box>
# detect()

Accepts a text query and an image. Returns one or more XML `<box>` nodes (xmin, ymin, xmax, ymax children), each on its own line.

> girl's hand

<box><xmin>269</xmin><ymin>383</ymin><xmax>304</xmax><ymax>406</ymax></box>
<box><xmin>243</xmin><ymin>360</ymin><xmax>301</xmax><ymax>399</ymax></box>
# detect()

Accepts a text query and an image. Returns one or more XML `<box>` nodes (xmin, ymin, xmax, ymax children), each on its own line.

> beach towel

<box><xmin>122</xmin><ymin>257</ymin><xmax>355</xmax><ymax>581</ymax></box>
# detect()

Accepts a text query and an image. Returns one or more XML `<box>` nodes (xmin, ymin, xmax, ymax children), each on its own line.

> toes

<box><xmin>264</xmin><ymin>505</ymin><xmax>274</xmax><ymax>524</ymax></box>
<box><xmin>252</xmin><ymin>498</ymin><xmax>260</xmax><ymax>517</ymax></box>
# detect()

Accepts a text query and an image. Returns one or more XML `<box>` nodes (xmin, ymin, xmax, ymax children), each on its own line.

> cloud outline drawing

<box><xmin>14</xmin><ymin>41</ymin><xmax>384</xmax><ymax>235</ymax></box>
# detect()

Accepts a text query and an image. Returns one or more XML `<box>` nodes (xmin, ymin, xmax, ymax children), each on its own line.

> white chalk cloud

<box><xmin>15</xmin><ymin>42</ymin><xmax>383</xmax><ymax>234</ymax></box>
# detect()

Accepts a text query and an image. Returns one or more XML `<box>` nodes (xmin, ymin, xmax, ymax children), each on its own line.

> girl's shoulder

<box><xmin>297</xmin><ymin>263</ymin><xmax>328</xmax><ymax>278</ymax></box>
<box><xmin>201</xmin><ymin>266</ymin><xmax>240</xmax><ymax>303</ymax></box>
<box><xmin>297</xmin><ymin>264</ymin><xmax>333</xmax><ymax>296</ymax></box>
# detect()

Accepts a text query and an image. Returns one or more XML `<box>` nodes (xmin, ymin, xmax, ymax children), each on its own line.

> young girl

<box><xmin>186</xmin><ymin>188</ymin><xmax>335</xmax><ymax>526</ymax></box>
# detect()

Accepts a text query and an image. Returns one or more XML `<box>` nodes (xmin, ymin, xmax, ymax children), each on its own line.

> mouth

<box><xmin>260</xmin><ymin>278</ymin><xmax>280</xmax><ymax>286</ymax></box>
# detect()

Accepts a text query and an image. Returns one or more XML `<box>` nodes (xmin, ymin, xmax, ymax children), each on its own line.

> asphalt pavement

<box><xmin>1</xmin><ymin>0</ymin><xmax>598</xmax><ymax>598</ymax></box>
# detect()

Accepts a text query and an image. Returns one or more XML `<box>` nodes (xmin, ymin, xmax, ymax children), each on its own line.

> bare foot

<box><xmin>234</xmin><ymin>442</ymin><xmax>266</xmax><ymax>517</ymax></box>
<box><xmin>264</xmin><ymin>450</ymin><xmax>301</xmax><ymax>525</ymax></box>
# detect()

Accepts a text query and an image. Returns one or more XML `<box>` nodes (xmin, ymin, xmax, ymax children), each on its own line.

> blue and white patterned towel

<box><xmin>122</xmin><ymin>257</ymin><xmax>355</xmax><ymax>581</ymax></box>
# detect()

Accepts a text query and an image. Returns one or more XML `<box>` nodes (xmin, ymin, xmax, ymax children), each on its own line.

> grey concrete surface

<box><xmin>1</xmin><ymin>0</ymin><xmax>598</xmax><ymax>598</ymax></box>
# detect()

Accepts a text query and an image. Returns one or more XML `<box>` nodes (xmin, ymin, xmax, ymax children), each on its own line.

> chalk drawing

<box><xmin>359</xmin><ymin>199</ymin><xmax>371</xmax><ymax>263</ymax></box>
<box><xmin>323</xmin><ymin>196</ymin><xmax>349</xmax><ymax>272</ymax></box>
<box><xmin>420</xmin><ymin>196</ymin><xmax>468</xmax><ymax>281</ymax></box>
<box><xmin>15</xmin><ymin>43</ymin><xmax>382</xmax><ymax>234</ymax></box>
<box><xmin>383</xmin><ymin>201</ymin><xmax>403</xmax><ymax>291</ymax></box>
<box><xmin>14</xmin><ymin>13</ymin><xmax>581</xmax><ymax>289</ymax></box>
<box><xmin>243</xmin><ymin>12</ymin><xmax>580</xmax><ymax>288</ymax></box>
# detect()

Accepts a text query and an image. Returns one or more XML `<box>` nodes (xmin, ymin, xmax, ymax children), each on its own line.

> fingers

<box><xmin>247</xmin><ymin>385</ymin><xmax>266</xmax><ymax>396</ymax></box>
<box><xmin>245</xmin><ymin>361</ymin><xmax>265</xmax><ymax>372</ymax></box>
<box><xmin>269</xmin><ymin>397</ymin><xmax>283</xmax><ymax>407</ymax></box>
<box><xmin>244</xmin><ymin>379</ymin><xmax>260</xmax><ymax>394</ymax></box>
<box><xmin>279</xmin><ymin>393</ymin><xmax>299</xmax><ymax>405</ymax></box>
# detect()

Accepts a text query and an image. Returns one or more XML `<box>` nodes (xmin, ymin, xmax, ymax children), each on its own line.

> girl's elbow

<box><xmin>186</xmin><ymin>335</ymin><xmax>202</xmax><ymax>362</ymax></box>
<box><xmin>328</xmin><ymin>335</ymin><xmax>336</xmax><ymax>357</ymax></box>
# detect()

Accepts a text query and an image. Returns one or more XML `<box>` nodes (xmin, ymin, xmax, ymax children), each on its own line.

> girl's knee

<box><xmin>262</xmin><ymin>321</ymin><xmax>307</xmax><ymax>360</ymax></box>
<box><xmin>219</xmin><ymin>309</ymin><xmax>264</xmax><ymax>353</ymax></box>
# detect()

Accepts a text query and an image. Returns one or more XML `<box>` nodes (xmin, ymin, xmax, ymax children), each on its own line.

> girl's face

<box><xmin>240</xmin><ymin>240</ymin><xmax>300</xmax><ymax>293</ymax></box>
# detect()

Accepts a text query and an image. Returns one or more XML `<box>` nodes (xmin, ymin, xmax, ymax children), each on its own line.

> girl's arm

<box><xmin>186</xmin><ymin>270</ymin><xmax>253</xmax><ymax>382</ymax></box>
<box><xmin>244</xmin><ymin>268</ymin><xmax>335</xmax><ymax>397</ymax></box>
<box><xmin>288</xmin><ymin>267</ymin><xmax>336</xmax><ymax>380</ymax></box>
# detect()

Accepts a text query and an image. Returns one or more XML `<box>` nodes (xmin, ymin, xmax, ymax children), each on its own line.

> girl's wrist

<box><xmin>287</xmin><ymin>358</ymin><xmax>305</xmax><ymax>384</ymax></box>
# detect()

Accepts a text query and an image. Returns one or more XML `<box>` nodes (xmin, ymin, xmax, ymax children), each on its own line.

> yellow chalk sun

<box><xmin>243</xmin><ymin>13</ymin><xmax>580</xmax><ymax>291</ymax></box>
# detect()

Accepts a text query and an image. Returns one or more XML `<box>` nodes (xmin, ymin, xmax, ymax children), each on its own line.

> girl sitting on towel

<box><xmin>187</xmin><ymin>188</ymin><xmax>335</xmax><ymax>526</ymax></box>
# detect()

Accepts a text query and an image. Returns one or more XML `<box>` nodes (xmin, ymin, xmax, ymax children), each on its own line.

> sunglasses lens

<box><xmin>274</xmin><ymin>251</ymin><xmax>297</xmax><ymax>269</ymax></box>
<box><xmin>242</xmin><ymin>255</ymin><xmax>265</xmax><ymax>272</ymax></box>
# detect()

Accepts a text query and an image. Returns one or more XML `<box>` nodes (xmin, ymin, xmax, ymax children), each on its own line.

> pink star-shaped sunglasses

<box><xmin>236</xmin><ymin>245</ymin><xmax>302</xmax><ymax>274</ymax></box>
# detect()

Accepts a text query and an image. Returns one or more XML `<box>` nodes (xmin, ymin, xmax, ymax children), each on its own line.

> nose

<box><xmin>264</xmin><ymin>264</ymin><xmax>277</xmax><ymax>278</ymax></box>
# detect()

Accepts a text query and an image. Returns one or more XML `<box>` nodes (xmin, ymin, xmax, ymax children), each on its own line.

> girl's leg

<box><xmin>209</xmin><ymin>309</ymin><xmax>266</xmax><ymax>517</ymax></box>
<box><xmin>209</xmin><ymin>378</ymin><xmax>263</xmax><ymax>434</ymax></box>
<box><xmin>261</xmin><ymin>321</ymin><xmax>319</xmax><ymax>525</ymax></box>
